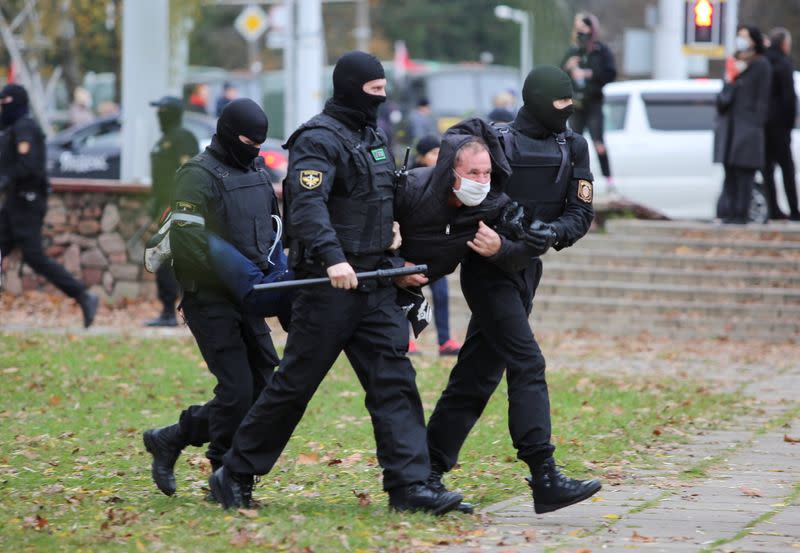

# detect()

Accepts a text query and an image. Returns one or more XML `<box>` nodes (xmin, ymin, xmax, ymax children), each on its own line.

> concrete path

<box><xmin>434</xmin><ymin>339</ymin><xmax>800</xmax><ymax>553</ymax></box>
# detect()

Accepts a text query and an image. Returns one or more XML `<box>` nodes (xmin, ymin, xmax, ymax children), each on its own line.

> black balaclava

<box><xmin>520</xmin><ymin>65</ymin><xmax>575</xmax><ymax>133</ymax></box>
<box><xmin>0</xmin><ymin>84</ymin><xmax>30</xmax><ymax>128</ymax></box>
<box><xmin>157</xmin><ymin>106</ymin><xmax>183</xmax><ymax>133</ymax></box>
<box><xmin>216</xmin><ymin>98</ymin><xmax>268</xmax><ymax>169</ymax></box>
<box><xmin>330</xmin><ymin>50</ymin><xmax>386</xmax><ymax>125</ymax></box>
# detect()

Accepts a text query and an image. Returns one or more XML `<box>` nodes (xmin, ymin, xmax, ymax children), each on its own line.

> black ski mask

<box><xmin>521</xmin><ymin>65</ymin><xmax>575</xmax><ymax>133</ymax></box>
<box><xmin>216</xmin><ymin>98</ymin><xmax>268</xmax><ymax>169</ymax></box>
<box><xmin>331</xmin><ymin>51</ymin><xmax>386</xmax><ymax>124</ymax></box>
<box><xmin>0</xmin><ymin>84</ymin><xmax>30</xmax><ymax>128</ymax></box>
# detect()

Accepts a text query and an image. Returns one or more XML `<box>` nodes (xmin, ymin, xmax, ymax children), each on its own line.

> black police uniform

<box><xmin>214</xmin><ymin>52</ymin><xmax>460</xmax><ymax>514</ymax></box>
<box><xmin>0</xmin><ymin>84</ymin><xmax>97</xmax><ymax>327</ymax></box>
<box><xmin>142</xmin><ymin>99</ymin><xmax>280</xmax><ymax>496</ymax></box>
<box><xmin>425</xmin><ymin>66</ymin><xmax>600</xmax><ymax>514</ymax></box>
<box><xmin>148</xmin><ymin>97</ymin><xmax>199</xmax><ymax>325</ymax></box>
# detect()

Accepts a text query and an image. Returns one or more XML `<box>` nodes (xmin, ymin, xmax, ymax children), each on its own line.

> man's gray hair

<box><xmin>454</xmin><ymin>138</ymin><xmax>490</xmax><ymax>167</ymax></box>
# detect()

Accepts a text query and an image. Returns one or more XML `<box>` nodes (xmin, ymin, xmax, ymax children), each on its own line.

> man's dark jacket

<box><xmin>394</xmin><ymin>118</ymin><xmax>512</xmax><ymax>281</ymax></box>
<box><xmin>764</xmin><ymin>45</ymin><xmax>797</xmax><ymax>130</ymax></box>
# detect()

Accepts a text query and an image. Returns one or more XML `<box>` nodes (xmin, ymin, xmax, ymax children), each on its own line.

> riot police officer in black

<box><xmin>142</xmin><ymin>99</ymin><xmax>281</xmax><ymax>496</ymax></box>
<box><xmin>144</xmin><ymin>96</ymin><xmax>198</xmax><ymax>327</ymax></box>
<box><xmin>0</xmin><ymin>84</ymin><xmax>98</xmax><ymax>327</ymax></box>
<box><xmin>209</xmin><ymin>51</ymin><xmax>462</xmax><ymax>515</ymax></box>
<box><xmin>425</xmin><ymin>66</ymin><xmax>602</xmax><ymax>514</ymax></box>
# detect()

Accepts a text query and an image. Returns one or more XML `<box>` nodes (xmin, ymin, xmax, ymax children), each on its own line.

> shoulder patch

<box><xmin>577</xmin><ymin>180</ymin><xmax>593</xmax><ymax>203</ymax></box>
<box><xmin>17</xmin><ymin>141</ymin><xmax>31</xmax><ymax>155</ymax></box>
<box><xmin>175</xmin><ymin>200</ymin><xmax>197</xmax><ymax>212</ymax></box>
<box><xmin>370</xmin><ymin>147</ymin><xmax>387</xmax><ymax>162</ymax></box>
<box><xmin>299</xmin><ymin>169</ymin><xmax>323</xmax><ymax>190</ymax></box>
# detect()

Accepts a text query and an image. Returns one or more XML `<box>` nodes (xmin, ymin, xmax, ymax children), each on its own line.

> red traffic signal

<box><xmin>694</xmin><ymin>0</ymin><xmax>713</xmax><ymax>28</ymax></box>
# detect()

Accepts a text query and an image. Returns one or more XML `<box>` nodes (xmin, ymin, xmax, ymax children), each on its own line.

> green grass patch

<box><xmin>0</xmin><ymin>333</ymin><xmax>740</xmax><ymax>551</ymax></box>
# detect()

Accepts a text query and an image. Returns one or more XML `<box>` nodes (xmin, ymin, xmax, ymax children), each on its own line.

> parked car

<box><xmin>46</xmin><ymin>113</ymin><xmax>288</xmax><ymax>186</ymax></box>
<box><xmin>588</xmin><ymin>75</ymin><xmax>800</xmax><ymax>222</ymax></box>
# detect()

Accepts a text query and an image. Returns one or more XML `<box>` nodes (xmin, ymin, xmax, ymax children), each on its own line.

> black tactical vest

<box><xmin>287</xmin><ymin>114</ymin><xmax>395</xmax><ymax>256</ymax></box>
<box><xmin>186</xmin><ymin>152</ymin><xmax>276</xmax><ymax>271</ymax></box>
<box><xmin>498</xmin><ymin>126</ymin><xmax>573</xmax><ymax>223</ymax></box>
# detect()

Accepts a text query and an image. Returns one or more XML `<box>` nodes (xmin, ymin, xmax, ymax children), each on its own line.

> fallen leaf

<box><xmin>603</xmin><ymin>513</ymin><xmax>621</xmax><ymax>520</ymax></box>
<box><xmin>784</xmin><ymin>434</ymin><xmax>800</xmax><ymax>443</ymax></box>
<box><xmin>2</xmin><ymin>367</ymin><xmax>20</xmax><ymax>374</ymax></box>
<box><xmin>740</xmin><ymin>486</ymin><xmax>763</xmax><ymax>497</ymax></box>
<box><xmin>237</xmin><ymin>508</ymin><xmax>258</xmax><ymax>518</ymax></box>
<box><xmin>352</xmin><ymin>489</ymin><xmax>372</xmax><ymax>506</ymax></box>
<box><xmin>42</xmin><ymin>484</ymin><xmax>64</xmax><ymax>494</ymax></box>
<box><xmin>48</xmin><ymin>395</ymin><xmax>61</xmax><ymax>406</ymax></box>
<box><xmin>522</xmin><ymin>529</ymin><xmax>537</xmax><ymax>542</ymax></box>
<box><xmin>297</xmin><ymin>453</ymin><xmax>319</xmax><ymax>465</ymax></box>
<box><xmin>631</xmin><ymin>530</ymin><xmax>656</xmax><ymax>542</ymax></box>
<box><xmin>339</xmin><ymin>452</ymin><xmax>362</xmax><ymax>467</ymax></box>
<box><xmin>229</xmin><ymin>527</ymin><xmax>254</xmax><ymax>547</ymax></box>
<box><xmin>652</xmin><ymin>428</ymin><xmax>662</xmax><ymax>436</ymax></box>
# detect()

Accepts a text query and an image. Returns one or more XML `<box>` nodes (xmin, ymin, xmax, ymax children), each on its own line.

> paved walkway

<box><xmin>434</xmin><ymin>339</ymin><xmax>800</xmax><ymax>553</ymax></box>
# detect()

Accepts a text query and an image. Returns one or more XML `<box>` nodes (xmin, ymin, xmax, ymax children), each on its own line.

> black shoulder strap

<box><xmin>554</xmin><ymin>132</ymin><xmax>570</xmax><ymax>183</ymax></box>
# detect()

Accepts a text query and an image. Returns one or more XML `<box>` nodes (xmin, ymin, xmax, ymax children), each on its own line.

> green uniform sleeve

<box><xmin>170</xmin><ymin>165</ymin><xmax>217</xmax><ymax>280</ymax></box>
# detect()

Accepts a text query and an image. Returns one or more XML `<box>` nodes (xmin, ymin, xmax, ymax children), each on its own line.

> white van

<box><xmin>588</xmin><ymin>76</ymin><xmax>800</xmax><ymax>222</ymax></box>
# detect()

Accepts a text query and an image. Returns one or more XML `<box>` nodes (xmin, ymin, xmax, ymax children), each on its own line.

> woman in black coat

<box><xmin>713</xmin><ymin>25</ymin><xmax>772</xmax><ymax>224</ymax></box>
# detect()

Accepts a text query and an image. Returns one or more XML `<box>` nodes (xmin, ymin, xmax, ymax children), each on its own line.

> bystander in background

<box><xmin>763</xmin><ymin>27</ymin><xmax>799</xmax><ymax>220</ymax></box>
<box><xmin>714</xmin><ymin>25</ymin><xmax>772</xmax><ymax>224</ymax></box>
<box><xmin>562</xmin><ymin>12</ymin><xmax>617</xmax><ymax>192</ymax></box>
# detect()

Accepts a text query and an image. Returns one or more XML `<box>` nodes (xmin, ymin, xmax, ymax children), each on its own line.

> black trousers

<box><xmin>717</xmin><ymin>165</ymin><xmax>755</xmax><ymax>222</ymax></box>
<box><xmin>426</xmin><ymin>254</ymin><xmax>554</xmax><ymax>472</ymax></box>
<box><xmin>177</xmin><ymin>291</ymin><xmax>279</xmax><ymax>467</ymax></box>
<box><xmin>155</xmin><ymin>263</ymin><xmax>179</xmax><ymax>314</ymax></box>
<box><xmin>763</xmin><ymin>127</ymin><xmax>799</xmax><ymax>218</ymax></box>
<box><xmin>224</xmin><ymin>284</ymin><xmax>430</xmax><ymax>491</ymax></box>
<box><xmin>570</xmin><ymin>100</ymin><xmax>611</xmax><ymax>178</ymax></box>
<box><xmin>0</xmin><ymin>199</ymin><xmax>86</xmax><ymax>299</ymax></box>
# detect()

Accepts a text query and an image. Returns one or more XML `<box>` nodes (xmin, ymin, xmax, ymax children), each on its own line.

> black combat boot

<box><xmin>527</xmin><ymin>458</ymin><xmax>601</xmax><ymax>514</ymax></box>
<box><xmin>78</xmin><ymin>292</ymin><xmax>99</xmax><ymax>328</ymax></box>
<box><xmin>388</xmin><ymin>482</ymin><xmax>463</xmax><ymax>515</ymax></box>
<box><xmin>142</xmin><ymin>424</ymin><xmax>188</xmax><ymax>496</ymax></box>
<box><xmin>427</xmin><ymin>463</ymin><xmax>475</xmax><ymax>514</ymax></box>
<box><xmin>208</xmin><ymin>466</ymin><xmax>254</xmax><ymax>510</ymax></box>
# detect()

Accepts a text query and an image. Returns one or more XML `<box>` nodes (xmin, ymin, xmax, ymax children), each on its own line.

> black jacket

<box><xmin>394</xmin><ymin>117</ymin><xmax>512</xmax><ymax>281</ymax></box>
<box><xmin>0</xmin><ymin>115</ymin><xmax>48</xmax><ymax>200</ymax></box>
<box><xmin>150</xmin><ymin>125</ymin><xmax>199</xmax><ymax>216</ymax></box>
<box><xmin>714</xmin><ymin>56</ymin><xmax>772</xmax><ymax>169</ymax></box>
<box><xmin>764</xmin><ymin>45</ymin><xmax>797</xmax><ymax>130</ymax></box>
<box><xmin>561</xmin><ymin>42</ymin><xmax>617</xmax><ymax>102</ymax></box>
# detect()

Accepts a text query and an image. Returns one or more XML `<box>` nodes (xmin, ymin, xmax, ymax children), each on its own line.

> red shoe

<box><xmin>438</xmin><ymin>339</ymin><xmax>461</xmax><ymax>356</ymax></box>
<box><xmin>408</xmin><ymin>339</ymin><xmax>420</xmax><ymax>355</ymax></box>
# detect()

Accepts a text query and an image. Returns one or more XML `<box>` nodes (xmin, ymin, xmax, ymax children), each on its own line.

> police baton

<box><xmin>252</xmin><ymin>264</ymin><xmax>428</xmax><ymax>292</ymax></box>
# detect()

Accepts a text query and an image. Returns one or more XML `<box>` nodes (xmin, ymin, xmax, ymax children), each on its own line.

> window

<box><xmin>604</xmin><ymin>95</ymin><xmax>629</xmax><ymax>131</ymax></box>
<box><xmin>642</xmin><ymin>92</ymin><xmax>717</xmax><ymax>131</ymax></box>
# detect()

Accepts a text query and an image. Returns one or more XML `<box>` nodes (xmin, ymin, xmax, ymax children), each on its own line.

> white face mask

<box><xmin>735</xmin><ymin>36</ymin><xmax>752</xmax><ymax>52</ymax></box>
<box><xmin>453</xmin><ymin>172</ymin><xmax>491</xmax><ymax>206</ymax></box>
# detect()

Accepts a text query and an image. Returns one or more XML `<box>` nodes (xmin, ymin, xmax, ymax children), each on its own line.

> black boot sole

<box><xmin>432</xmin><ymin>493</ymin><xmax>465</xmax><ymax>516</ymax></box>
<box><xmin>142</xmin><ymin>430</ymin><xmax>177</xmax><ymax>497</ymax></box>
<box><xmin>456</xmin><ymin>502</ymin><xmax>475</xmax><ymax>514</ymax></box>
<box><xmin>534</xmin><ymin>481</ymin><xmax>602</xmax><ymax>514</ymax></box>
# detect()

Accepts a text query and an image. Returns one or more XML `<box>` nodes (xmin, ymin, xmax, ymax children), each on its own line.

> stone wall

<box><xmin>1</xmin><ymin>180</ymin><xmax>156</xmax><ymax>302</ymax></box>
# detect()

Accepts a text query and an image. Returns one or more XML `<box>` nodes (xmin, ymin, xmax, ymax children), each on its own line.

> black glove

<box><xmin>494</xmin><ymin>201</ymin><xmax>528</xmax><ymax>240</ymax></box>
<box><xmin>524</xmin><ymin>220</ymin><xmax>558</xmax><ymax>256</ymax></box>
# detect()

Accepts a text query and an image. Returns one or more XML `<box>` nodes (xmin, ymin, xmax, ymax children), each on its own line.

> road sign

<box><xmin>234</xmin><ymin>5</ymin><xmax>269</xmax><ymax>42</ymax></box>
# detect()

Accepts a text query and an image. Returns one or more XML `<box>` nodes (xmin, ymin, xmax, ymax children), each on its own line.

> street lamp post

<box><xmin>495</xmin><ymin>4</ymin><xmax>533</xmax><ymax>83</ymax></box>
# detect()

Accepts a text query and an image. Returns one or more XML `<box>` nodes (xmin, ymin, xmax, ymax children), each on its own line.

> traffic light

<box><xmin>684</xmin><ymin>0</ymin><xmax>725</xmax><ymax>56</ymax></box>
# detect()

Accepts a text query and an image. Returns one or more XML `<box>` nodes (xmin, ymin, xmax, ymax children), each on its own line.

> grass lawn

<box><xmin>0</xmin><ymin>333</ymin><xmax>741</xmax><ymax>552</ymax></box>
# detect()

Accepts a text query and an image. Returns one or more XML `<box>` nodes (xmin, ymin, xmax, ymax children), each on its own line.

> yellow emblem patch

<box><xmin>299</xmin><ymin>170</ymin><xmax>323</xmax><ymax>190</ymax></box>
<box><xmin>577</xmin><ymin>180</ymin><xmax>593</xmax><ymax>203</ymax></box>
<box><xmin>175</xmin><ymin>200</ymin><xmax>197</xmax><ymax>212</ymax></box>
